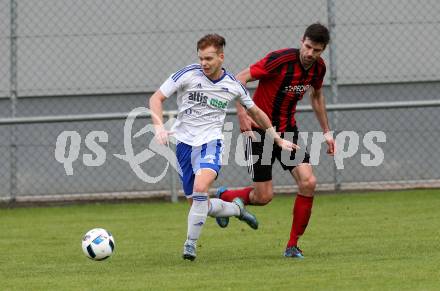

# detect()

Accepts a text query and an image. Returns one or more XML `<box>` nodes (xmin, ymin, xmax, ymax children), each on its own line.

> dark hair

<box><xmin>197</xmin><ymin>34</ymin><xmax>226</xmax><ymax>52</ymax></box>
<box><xmin>303</xmin><ymin>23</ymin><xmax>330</xmax><ymax>47</ymax></box>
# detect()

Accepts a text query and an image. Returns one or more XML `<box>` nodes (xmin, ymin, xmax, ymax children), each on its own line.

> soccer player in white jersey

<box><xmin>149</xmin><ymin>34</ymin><xmax>298</xmax><ymax>261</ymax></box>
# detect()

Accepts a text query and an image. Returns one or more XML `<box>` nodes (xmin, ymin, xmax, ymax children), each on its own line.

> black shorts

<box><xmin>245</xmin><ymin>127</ymin><xmax>310</xmax><ymax>182</ymax></box>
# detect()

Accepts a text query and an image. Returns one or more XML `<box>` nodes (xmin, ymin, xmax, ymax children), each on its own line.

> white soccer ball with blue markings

<box><xmin>81</xmin><ymin>228</ymin><xmax>115</xmax><ymax>261</ymax></box>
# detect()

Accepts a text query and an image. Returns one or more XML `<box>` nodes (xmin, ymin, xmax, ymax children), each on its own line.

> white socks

<box><xmin>186</xmin><ymin>195</ymin><xmax>241</xmax><ymax>246</ymax></box>
<box><xmin>187</xmin><ymin>193</ymin><xmax>209</xmax><ymax>243</ymax></box>
<box><xmin>208</xmin><ymin>198</ymin><xmax>240</xmax><ymax>217</ymax></box>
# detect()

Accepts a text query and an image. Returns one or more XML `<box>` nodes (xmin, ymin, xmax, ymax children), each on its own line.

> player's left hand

<box><xmin>275</xmin><ymin>138</ymin><xmax>300</xmax><ymax>152</ymax></box>
<box><xmin>238</xmin><ymin>112</ymin><xmax>259</xmax><ymax>140</ymax></box>
<box><xmin>324</xmin><ymin>132</ymin><xmax>336</xmax><ymax>155</ymax></box>
<box><xmin>155</xmin><ymin>128</ymin><xmax>174</xmax><ymax>145</ymax></box>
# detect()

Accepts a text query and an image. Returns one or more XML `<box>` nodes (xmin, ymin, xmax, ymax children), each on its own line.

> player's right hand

<box><xmin>324</xmin><ymin>131</ymin><xmax>336</xmax><ymax>156</ymax></box>
<box><xmin>275</xmin><ymin>138</ymin><xmax>300</xmax><ymax>152</ymax></box>
<box><xmin>238</xmin><ymin>113</ymin><xmax>259</xmax><ymax>140</ymax></box>
<box><xmin>154</xmin><ymin>129</ymin><xmax>174</xmax><ymax>145</ymax></box>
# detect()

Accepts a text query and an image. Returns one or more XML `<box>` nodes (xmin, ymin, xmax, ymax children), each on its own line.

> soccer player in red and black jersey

<box><xmin>216</xmin><ymin>23</ymin><xmax>336</xmax><ymax>258</ymax></box>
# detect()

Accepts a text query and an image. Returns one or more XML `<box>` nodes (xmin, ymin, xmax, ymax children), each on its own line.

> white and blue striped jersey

<box><xmin>159</xmin><ymin>64</ymin><xmax>255</xmax><ymax>146</ymax></box>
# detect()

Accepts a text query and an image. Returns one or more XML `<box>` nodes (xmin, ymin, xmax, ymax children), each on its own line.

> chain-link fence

<box><xmin>0</xmin><ymin>0</ymin><xmax>439</xmax><ymax>202</ymax></box>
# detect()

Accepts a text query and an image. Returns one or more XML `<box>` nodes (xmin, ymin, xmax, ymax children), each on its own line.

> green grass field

<box><xmin>1</xmin><ymin>189</ymin><xmax>440</xmax><ymax>290</ymax></box>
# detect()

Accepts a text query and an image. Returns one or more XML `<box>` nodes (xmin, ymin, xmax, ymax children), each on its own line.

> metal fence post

<box><xmin>327</xmin><ymin>0</ymin><xmax>341</xmax><ymax>191</ymax></box>
<box><xmin>9</xmin><ymin>0</ymin><xmax>18</xmax><ymax>202</ymax></box>
<box><xmin>167</xmin><ymin>112</ymin><xmax>179</xmax><ymax>203</ymax></box>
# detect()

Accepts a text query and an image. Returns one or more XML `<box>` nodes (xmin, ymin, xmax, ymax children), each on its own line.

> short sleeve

<box><xmin>159</xmin><ymin>64</ymin><xmax>200</xmax><ymax>98</ymax></box>
<box><xmin>249</xmin><ymin>54</ymin><xmax>271</xmax><ymax>80</ymax></box>
<box><xmin>236</xmin><ymin>82</ymin><xmax>255</xmax><ymax>110</ymax></box>
<box><xmin>159</xmin><ymin>76</ymin><xmax>178</xmax><ymax>98</ymax></box>
<box><xmin>250</xmin><ymin>49</ymin><xmax>294</xmax><ymax>80</ymax></box>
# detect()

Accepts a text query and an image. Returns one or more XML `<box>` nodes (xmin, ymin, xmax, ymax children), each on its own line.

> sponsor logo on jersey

<box><xmin>188</xmin><ymin>91</ymin><xmax>228</xmax><ymax>109</ymax></box>
<box><xmin>188</xmin><ymin>91</ymin><xmax>208</xmax><ymax>105</ymax></box>
<box><xmin>209</xmin><ymin>98</ymin><xmax>228</xmax><ymax>109</ymax></box>
<box><xmin>284</xmin><ymin>84</ymin><xmax>311</xmax><ymax>94</ymax></box>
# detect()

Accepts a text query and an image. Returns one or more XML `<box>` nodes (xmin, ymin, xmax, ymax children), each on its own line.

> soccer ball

<box><xmin>81</xmin><ymin>228</ymin><xmax>115</xmax><ymax>260</ymax></box>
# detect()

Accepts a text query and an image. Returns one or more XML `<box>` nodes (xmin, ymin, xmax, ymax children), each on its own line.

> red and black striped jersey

<box><xmin>250</xmin><ymin>48</ymin><xmax>326</xmax><ymax>132</ymax></box>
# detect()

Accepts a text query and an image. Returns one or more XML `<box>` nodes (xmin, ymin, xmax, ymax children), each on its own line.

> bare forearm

<box><xmin>248</xmin><ymin>107</ymin><xmax>281</xmax><ymax>141</ymax></box>
<box><xmin>311</xmin><ymin>95</ymin><xmax>330</xmax><ymax>133</ymax></box>
<box><xmin>235</xmin><ymin>67</ymin><xmax>255</xmax><ymax>85</ymax></box>
<box><xmin>246</xmin><ymin>105</ymin><xmax>299</xmax><ymax>151</ymax></box>
<box><xmin>235</xmin><ymin>101</ymin><xmax>247</xmax><ymax>116</ymax></box>
<box><xmin>149</xmin><ymin>92</ymin><xmax>165</xmax><ymax>130</ymax></box>
<box><xmin>314</xmin><ymin>105</ymin><xmax>330</xmax><ymax>132</ymax></box>
<box><xmin>252</xmin><ymin>110</ymin><xmax>271</xmax><ymax>129</ymax></box>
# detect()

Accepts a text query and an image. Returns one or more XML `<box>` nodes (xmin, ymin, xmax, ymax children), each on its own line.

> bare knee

<box><xmin>298</xmin><ymin>175</ymin><xmax>317</xmax><ymax>196</ymax></box>
<box><xmin>193</xmin><ymin>184</ymin><xmax>208</xmax><ymax>193</ymax></box>
<box><xmin>192</xmin><ymin>169</ymin><xmax>217</xmax><ymax>194</ymax></box>
<box><xmin>255</xmin><ymin>195</ymin><xmax>272</xmax><ymax>205</ymax></box>
<box><xmin>252</xmin><ymin>189</ymin><xmax>273</xmax><ymax>205</ymax></box>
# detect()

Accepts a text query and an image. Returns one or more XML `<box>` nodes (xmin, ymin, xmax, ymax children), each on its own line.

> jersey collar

<box><xmin>204</xmin><ymin>68</ymin><xmax>227</xmax><ymax>84</ymax></box>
